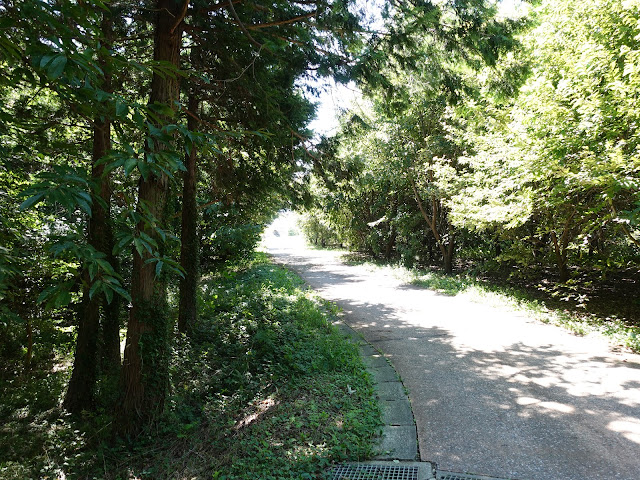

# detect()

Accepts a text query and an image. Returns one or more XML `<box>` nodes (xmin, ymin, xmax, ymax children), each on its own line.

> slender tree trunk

<box><xmin>25</xmin><ymin>317</ymin><xmax>33</xmax><ymax>371</ymax></box>
<box><xmin>64</xmin><ymin>6</ymin><xmax>116</xmax><ymax>408</ymax></box>
<box><xmin>100</xmin><ymin>171</ymin><xmax>121</xmax><ymax>375</ymax></box>
<box><xmin>385</xmin><ymin>196</ymin><xmax>397</xmax><ymax>260</ymax></box>
<box><xmin>118</xmin><ymin>0</ymin><xmax>186</xmax><ymax>435</ymax></box>
<box><xmin>494</xmin><ymin>238</ymin><xmax>502</xmax><ymax>257</ymax></box>
<box><xmin>97</xmin><ymin>14</ymin><xmax>121</xmax><ymax>376</ymax></box>
<box><xmin>551</xmin><ymin>231</ymin><xmax>569</xmax><ymax>282</ymax></box>
<box><xmin>98</xmin><ymin>10</ymin><xmax>121</xmax><ymax>366</ymax></box>
<box><xmin>427</xmin><ymin>239</ymin><xmax>434</xmax><ymax>263</ymax></box>
<box><xmin>550</xmin><ymin>210</ymin><xmax>576</xmax><ymax>283</ymax></box>
<box><xmin>411</xmin><ymin>178</ymin><xmax>455</xmax><ymax>274</ymax></box>
<box><xmin>178</xmin><ymin>94</ymin><xmax>199</xmax><ymax>334</ymax></box>
<box><xmin>609</xmin><ymin>201</ymin><xmax>640</xmax><ymax>249</ymax></box>
<box><xmin>443</xmin><ymin>233</ymin><xmax>455</xmax><ymax>274</ymax></box>
<box><xmin>64</xmin><ymin>116</ymin><xmax>112</xmax><ymax>412</ymax></box>
<box><xmin>64</xmin><ymin>272</ymin><xmax>101</xmax><ymax>411</ymax></box>
<box><xmin>15</xmin><ymin>278</ymin><xmax>33</xmax><ymax>372</ymax></box>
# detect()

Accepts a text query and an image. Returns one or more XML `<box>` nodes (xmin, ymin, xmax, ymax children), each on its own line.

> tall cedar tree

<box><xmin>176</xmin><ymin>0</ymin><xmax>362</xmax><ymax>332</ymax></box>
<box><xmin>117</xmin><ymin>0</ymin><xmax>187</xmax><ymax>434</ymax></box>
<box><xmin>64</xmin><ymin>7</ymin><xmax>121</xmax><ymax>413</ymax></box>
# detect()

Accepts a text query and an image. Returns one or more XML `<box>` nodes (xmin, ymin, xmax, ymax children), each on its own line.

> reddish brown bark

<box><xmin>117</xmin><ymin>0</ymin><xmax>186</xmax><ymax>434</ymax></box>
<box><xmin>64</xmin><ymin>9</ymin><xmax>117</xmax><ymax>412</ymax></box>
<box><xmin>64</xmin><ymin>115</ymin><xmax>115</xmax><ymax>412</ymax></box>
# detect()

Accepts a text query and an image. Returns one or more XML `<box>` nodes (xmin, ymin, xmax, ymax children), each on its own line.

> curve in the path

<box><xmin>267</xmin><ymin>240</ymin><xmax>640</xmax><ymax>480</ymax></box>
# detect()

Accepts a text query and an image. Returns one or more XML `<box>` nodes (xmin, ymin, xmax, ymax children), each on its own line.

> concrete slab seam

<box><xmin>335</xmin><ymin>319</ymin><xmax>420</xmax><ymax>462</ymax></box>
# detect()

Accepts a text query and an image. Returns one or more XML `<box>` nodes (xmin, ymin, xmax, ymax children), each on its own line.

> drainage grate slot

<box><xmin>332</xmin><ymin>464</ymin><xmax>419</xmax><ymax>480</ymax></box>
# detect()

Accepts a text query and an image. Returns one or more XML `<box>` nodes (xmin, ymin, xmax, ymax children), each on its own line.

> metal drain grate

<box><xmin>437</xmin><ymin>471</ymin><xmax>511</xmax><ymax>480</ymax></box>
<box><xmin>331</xmin><ymin>464</ymin><xmax>419</xmax><ymax>480</ymax></box>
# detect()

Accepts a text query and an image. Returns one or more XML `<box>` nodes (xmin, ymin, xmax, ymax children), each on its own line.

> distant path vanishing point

<box><xmin>266</xmin><ymin>236</ymin><xmax>640</xmax><ymax>480</ymax></box>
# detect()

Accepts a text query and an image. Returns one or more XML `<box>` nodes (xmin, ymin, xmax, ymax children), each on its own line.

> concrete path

<box><xmin>335</xmin><ymin>321</ymin><xmax>419</xmax><ymax>462</ymax></box>
<box><xmin>266</xmin><ymin>238</ymin><xmax>640</xmax><ymax>480</ymax></box>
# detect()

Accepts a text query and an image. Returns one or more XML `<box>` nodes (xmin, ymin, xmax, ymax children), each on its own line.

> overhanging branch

<box><xmin>227</xmin><ymin>0</ymin><xmax>266</xmax><ymax>51</ymax></box>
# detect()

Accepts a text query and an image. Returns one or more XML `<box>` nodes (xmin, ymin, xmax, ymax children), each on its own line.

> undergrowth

<box><xmin>0</xmin><ymin>252</ymin><xmax>381</xmax><ymax>479</ymax></box>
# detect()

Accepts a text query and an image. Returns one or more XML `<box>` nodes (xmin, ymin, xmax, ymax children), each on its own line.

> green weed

<box><xmin>409</xmin><ymin>273</ymin><xmax>467</xmax><ymax>296</ymax></box>
<box><xmin>0</xmin><ymin>252</ymin><xmax>381</xmax><ymax>479</ymax></box>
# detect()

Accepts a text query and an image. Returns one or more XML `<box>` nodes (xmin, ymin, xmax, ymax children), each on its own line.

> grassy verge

<box><xmin>341</xmin><ymin>253</ymin><xmax>640</xmax><ymax>353</ymax></box>
<box><xmin>0</xmin><ymin>252</ymin><xmax>381</xmax><ymax>479</ymax></box>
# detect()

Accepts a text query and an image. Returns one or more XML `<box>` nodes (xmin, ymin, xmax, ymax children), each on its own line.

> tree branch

<box><xmin>243</xmin><ymin>11</ymin><xmax>318</xmax><ymax>30</ymax></box>
<box><xmin>170</xmin><ymin>0</ymin><xmax>190</xmax><ymax>34</ymax></box>
<box><xmin>609</xmin><ymin>201</ymin><xmax>640</xmax><ymax>249</ymax></box>
<box><xmin>410</xmin><ymin>175</ymin><xmax>446</xmax><ymax>257</ymax></box>
<box><xmin>290</xmin><ymin>128</ymin><xmax>321</xmax><ymax>162</ymax></box>
<box><xmin>270</xmin><ymin>34</ymin><xmax>351</xmax><ymax>64</ymax></box>
<box><xmin>198</xmin><ymin>0</ymin><xmax>240</xmax><ymax>14</ymax></box>
<box><xmin>227</xmin><ymin>0</ymin><xmax>265</xmax><ymax>50</ymax></box>
<box><xmin>181</xmin><ymin>104</ymin><xmax>226</xmax><ymax>132</ymax></box>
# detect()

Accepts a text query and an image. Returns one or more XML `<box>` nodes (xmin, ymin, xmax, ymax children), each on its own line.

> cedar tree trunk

<box><xmin>64</xmin><ymin>115</ymin><xmax>112</xmax><ymax>413</ymax></box>
<box><xmin>64</xmin><ymin>6</ymin><xmax>117</xmax><ymax>409</ymax></box>
<box><xmin>117</xmin><ymin>0</ymin><xmax>186</xmax><ymax>434</ymax></box>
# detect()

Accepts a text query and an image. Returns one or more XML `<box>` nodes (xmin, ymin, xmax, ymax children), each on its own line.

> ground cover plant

<box><xmin>0</xmin><ymin>252</ymin><xmax>381</xmax><ymax>479</ymax></box>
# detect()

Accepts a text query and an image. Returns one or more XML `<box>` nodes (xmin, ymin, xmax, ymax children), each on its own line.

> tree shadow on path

<box><xmin>269</xmin><ymin>247</ymin><xmax>640</xmax><ymax>480</ymax></box>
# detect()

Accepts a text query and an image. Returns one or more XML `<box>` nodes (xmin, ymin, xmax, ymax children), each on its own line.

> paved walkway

<box><xmin>267</xmin><ymin>238</ymin><xmax>640</xmax><ymax>480</ymax></box>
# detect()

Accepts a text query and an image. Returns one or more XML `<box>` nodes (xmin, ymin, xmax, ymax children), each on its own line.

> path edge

<box><xmin>333</xmin><ymin>318</ymin><xmax>420</xmax><ymax>462</ymax></box>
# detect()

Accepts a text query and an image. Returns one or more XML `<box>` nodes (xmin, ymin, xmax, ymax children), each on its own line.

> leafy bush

<box><xmin>201</xmin><ymin>223</ymin><xmax>263</xmax><ymax>268</ymax></box>
<box><xmin>299</xmin><ymin>211</ymin><xmax>343</xmax><ymax>248</ymax></box>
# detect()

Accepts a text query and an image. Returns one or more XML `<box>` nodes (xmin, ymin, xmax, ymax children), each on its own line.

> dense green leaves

<box><xmin>307</xmin><ymin>0</ymin><xmax>639</xmax><ymax>283</ymax></box>
<box><xmin>1</xmin><ymin>0</ymin><xmax>383</xmax><ymax>442</ymax></box>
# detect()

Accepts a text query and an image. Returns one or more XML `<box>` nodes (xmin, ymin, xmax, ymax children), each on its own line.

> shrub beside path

<box><xmin>266</xmin><ymin>236</ymin><xmax>640</xmax><ymax>480</ymax></box>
